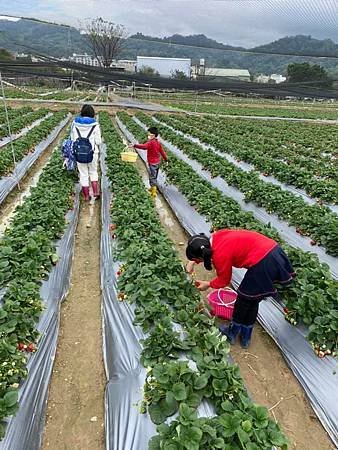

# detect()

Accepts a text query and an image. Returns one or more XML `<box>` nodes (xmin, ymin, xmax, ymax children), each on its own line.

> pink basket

<box><xmin>207</xmin><ymin>288</ymin><xmax>237</xmax><ymax>320</ymax></box>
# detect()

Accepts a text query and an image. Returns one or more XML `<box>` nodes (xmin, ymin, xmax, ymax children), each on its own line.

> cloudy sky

<box><xmin>0</xmin><ymin>0</ymin><xmax>337</xmax><ymax>47</ymax></box>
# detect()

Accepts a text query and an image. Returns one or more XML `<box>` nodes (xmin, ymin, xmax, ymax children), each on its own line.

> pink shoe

<box><xmin>91</xmin><ymin>181</ymin><xmax>100</xmax><ymax>198</ymax></box>
<box><xmin>82</xmin><ymin>186</ymin><xmax>90</xmax><ymax>201</ymax></box>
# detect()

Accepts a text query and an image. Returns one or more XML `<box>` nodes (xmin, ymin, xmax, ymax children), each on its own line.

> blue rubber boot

<box><xmin>240</xmin><ymin>325</ymin><xmax>254</xmax><ymax>349</ymax></box>
<box><xmin>219</xmin><ymin>321</ymin><xmax>241</xmax><ymax>345</ymax></box>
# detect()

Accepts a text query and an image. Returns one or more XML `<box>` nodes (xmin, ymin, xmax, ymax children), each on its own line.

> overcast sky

<box><xmin>0</xmin><ymin>0</ymin><xmax>337</xmax><ymax>47</ymax></box>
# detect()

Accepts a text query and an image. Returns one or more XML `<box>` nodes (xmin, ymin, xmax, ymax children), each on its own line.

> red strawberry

<box><xmin>283</xmin><ymin>307</ymin><xmax>289</xmax><ymax>314</ymax></box>
<box><xmin>17</xmin><ymin>343</ymin><xmax>25</xmax><ymax>351</ymax></box>
<box><xmin>194</xmin><ymin>281</ymin><xmax>200</xmax><ymax>288</ymax></box>
<box><xmin>27</xmin><ymin>343</ymin><xmax>36</xmax><ymax>353</ymax></box>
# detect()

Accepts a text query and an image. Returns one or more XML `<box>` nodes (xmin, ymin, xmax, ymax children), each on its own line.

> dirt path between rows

<box><xmin>42</xmin><ymin>199</ymin><xmax>105</xmax><ymax>450</ymax></box>
<box><xmin>135</xmin><ymin>159</ymin><xmax>335</xmax><ymax>450</ymax></box>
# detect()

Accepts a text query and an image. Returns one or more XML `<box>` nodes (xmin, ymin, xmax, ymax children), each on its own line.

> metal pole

<box><xmin>0</xmin><ymin>72</ymin><xmax>20</xmax><ymax>189</ymax></box>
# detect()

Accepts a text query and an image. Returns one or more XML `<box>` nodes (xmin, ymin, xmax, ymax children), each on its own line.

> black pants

<box><xmin>232</xmin><ymin>295</ymin><xmax>263</xmax><ymax>326</ymax></box>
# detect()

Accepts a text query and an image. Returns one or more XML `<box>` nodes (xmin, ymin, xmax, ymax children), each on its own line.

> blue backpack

<box><xmin>61</xmin><ymin>138</ymin><xmax>76</xmax><ymax>171</ymax></box>
<box><xmin>73</xmin><ymin>125</ymin><xmax>96</xmax><ymax>164</ymax></box>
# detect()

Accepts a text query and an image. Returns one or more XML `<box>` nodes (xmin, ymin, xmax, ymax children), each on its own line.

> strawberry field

<box><xmin>100</xmin><ymin>112</ymin><xmax>289</xmax><ymax>450</ymax></box>
<box><xmin>117</xmin><ymin>111</ymin><xmax>338</xmax><ymax>352</ymax></box>
<box><xmin>162</xmin><ymin>101</ymin><xmax>338</xmax><ymax>120</ymax></box>
<box><xmin>113</xmin><ymin>108</ymin><xmax>337</xmax><ymax>448</ymax></box>
<box><xmin>0</xmin><ymin>99</ymin><xmax>337</xmax><ymax>449</ymax></box>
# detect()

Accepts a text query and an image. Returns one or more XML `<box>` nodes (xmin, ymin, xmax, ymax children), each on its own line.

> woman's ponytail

<box><xmin>201</xmin><ymin>246</ymin><xmax>213</xmax><ymax>271</ymax></box>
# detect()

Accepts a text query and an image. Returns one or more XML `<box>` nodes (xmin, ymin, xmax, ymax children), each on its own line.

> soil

<box><xmin>42</xmin><ymin>198</ymin><xmax>105</xmax><ymax>450</ymax></box>
<box><xmin>135</xmin><ymin>158</ymin><xmax>335</xmax><ymax>450</ymax></box>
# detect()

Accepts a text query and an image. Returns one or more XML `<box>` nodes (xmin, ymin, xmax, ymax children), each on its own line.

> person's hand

<box><xmin>195</xmin><ymin>280</ymin><xmax>210</xmax><ymax>291</ymax></box>
<box><xmin>62</xmin><ymin>159</ymin><xmax>67</xmax><ymax>169</ymax></box>
<box><xmin>185</xmin><ymin>260</ymin><xmax>195</xmax><ymax>274</ymax></box>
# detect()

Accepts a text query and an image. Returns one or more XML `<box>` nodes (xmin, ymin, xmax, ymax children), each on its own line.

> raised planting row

<box><xmin>165</xmin><ymin>101</ymin><xmax>338</xmax><ymax>120</ymax></box>
<box><xmin>136</xmin><ymin>112</ymin><xmax>338</xmax><ymax>257</ymax></box>
<box><xmin>0</xmin><ymin>108</ymin><xmax>49</xmax><ymax>140</ymax></box>
<box><xmin>1</xmin><ymin>88</ymin><xmax>36</xmax><ymax>100</ymax></box>
<box><xmin>0</xmin><ymin>147</ymin><xmax>76</xmax><ymax>436</ymax></box>
<box><xmin>0</xmin><ymin>107</ymin><xmax>33</xmax><ymax>126</ymax></box>
<box><xmin>157</xmin><ymin>113</ymin><xmax>338</xmax><ymax>178</ymax></box>
<box><xmin>202</xmin><ymin>113</ymin><xmax>338</xmax><ymax>177</ymax></box>
<box><xmin>100</xmin><ymin>111</ymin><xmax>289</xmax><ymax>450</ymax></box>
<box><xmin>0</xmin><ymin>110</ymin><xmax>67</xmax><ymax>178</ymax></box>
<box><xmin>1</xmin><ymin>87</ymin><xmax>90</xmax><ymax>102</ymax></box>
<box><xmin>155</xmin><ymin>113</ymin><xmax>338</xmax><ymax>202</ymax></box>
<box><xmin>42</xmin><ymin>91</ymin><xmax>86</xmax><ymax>101</ymax></box>
<box><xmin>117</xmin><ymin>111</ymin><xmax>338</xmax><ymax>356</ymax></box>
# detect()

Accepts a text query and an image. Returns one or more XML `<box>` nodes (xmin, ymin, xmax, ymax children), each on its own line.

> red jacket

<box><xmin>134</xmin><ymin>138</ymin><xmax>168</xmax><ymax>165</ymax></box>
<box><xmin>209</xmin><ymin>230</ymin><xmax>277</xmax><ymax>289</ymax></box>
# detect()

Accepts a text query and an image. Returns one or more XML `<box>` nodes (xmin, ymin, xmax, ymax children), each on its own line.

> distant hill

<box><xmin>252</xmin><ymin>35</ymin><xmax>338</xmax><ymax>58</ymax></box>
<box><xmin>0</xmin><ymin>16</ymin><xmax>337</xmax><ymax>75</ymax></box>
<box><xmin>130</xmin><ymin>32</ymin><xmax>245</xmax><ymax>51</ymax></box>
<box><xmin>0</xmin><ymin>16</ymin><xmax>87</xmax><ymax>57</ymax></box>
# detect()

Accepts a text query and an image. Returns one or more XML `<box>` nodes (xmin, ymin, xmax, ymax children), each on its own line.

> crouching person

<box><xmin>185</xmin><ymin>229</ymin><xmax>295</xmax><ymax>348</ymax></box>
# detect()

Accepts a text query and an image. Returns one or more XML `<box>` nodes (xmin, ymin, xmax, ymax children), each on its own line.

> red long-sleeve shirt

<box><xmin>134</xmin><ymin>139</ymin><xmax>168</xmax><ymax>165</ymax></box>
<box><xmin>209</xmin><ymin>229</ymin><xmax>278</xmax><ymax>289</ymax></box>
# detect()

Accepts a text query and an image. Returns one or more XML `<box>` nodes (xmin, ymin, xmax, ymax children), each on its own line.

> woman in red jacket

<box><xmin>186</xmin><ymin>229</ymin><xmax>295</xmax><ymax>348</ymax></box>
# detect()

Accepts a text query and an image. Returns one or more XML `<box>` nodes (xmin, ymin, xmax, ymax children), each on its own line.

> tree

<box><xmin>138</xmin><ymin>66</ymin><xmax>160</xmax><ymax>77</ymax></box>
<box><xmin>81</xmin><ymin>18</ymin><xmax>128</xmax><ymax>68</ymax></box>
<box><xmin>0</xmin><ymin>48</ymin><xmax>14</xmax><ymax>61</ymax></box>
<box><xmin>171</xmin><ymin>70</ymin><xmax>188</xmax><ymax>80</ymax></box>
<box><xmin>287</xmin><ymin>62</ymin><xmax>333</xmax><ymax>87</ymax></box>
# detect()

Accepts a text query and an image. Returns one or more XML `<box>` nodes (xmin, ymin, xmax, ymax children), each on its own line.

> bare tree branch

<box><xmin>80</xmin><ymin>18</ymin><xmax>128</xmax><ymax>68</ymax></box>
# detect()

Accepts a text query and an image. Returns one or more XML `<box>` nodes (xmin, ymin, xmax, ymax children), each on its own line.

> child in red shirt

<box><xmin>186</xmin><ymin>229</ymin><xmax>295</xmax><ymax>348</ymax></box>
<box><xmin>130</xmin><ymin>126</ymin><xmax>168</xmax><ymax>197</ymax></box>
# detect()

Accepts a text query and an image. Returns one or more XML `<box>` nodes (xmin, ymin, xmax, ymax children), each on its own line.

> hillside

<box><xmin>130</xmin><ymin>32</ymin><xmax>245</xmax><ymax>51</ymax></box>
<box><xmin>0</xmin><ymin>16</ymin><xmax>87</xmax><ymax>57</ymax></box>
<box><xmin>0</xmin><ymin>16</ymin><xmax>337</xmax><ymax>75</ymax></box>
<box><xmin>252</xmin><ymin>35</ymin><xmax>338</xmax><ymax>58</ymax></box>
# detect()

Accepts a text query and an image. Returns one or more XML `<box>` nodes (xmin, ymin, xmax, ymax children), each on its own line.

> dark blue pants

<box><xmin>234</xmin><ymin>245</ymin><xmax>295</xmax><ymax>326</ymax></box>
<box><xmin>149</xmin><ymin>164</ymin><xmax>159</xmax><ymax>187</ymax></box>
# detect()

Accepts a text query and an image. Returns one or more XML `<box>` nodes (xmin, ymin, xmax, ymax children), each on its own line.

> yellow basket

<box><xmin>121</xmin><ymin>149</ymin><xmax>138</xmax><ymax>163</ymax></box>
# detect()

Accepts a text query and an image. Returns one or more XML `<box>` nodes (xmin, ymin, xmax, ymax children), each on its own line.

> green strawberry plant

<box><xmin>0</xmin><ymin>108</ymin><xmax>50</xmax><ymax>139</ymax></box>
<box><xmin>148</xmin><ymin>402</ymin><xmax>288</xmax><ymax>450</ymax></box>
<box><xmin>117</xmin><ymin>111</ymin><xmax>338</xmax><ymax>356</ymax></box>
<box><xmin>101</xmin><ymin>112</ymin><xmax>289</xmax><ymax>449</ymax></box>
<box><xmin>154</xmin><ymin>113</ymin><xmax>338</xmax><ymax>203</ymax></box>
<box><xmin>0</xmin><ymin>110</ymin><xmax>68</xmax><ymax>178</ymax></box>
<box><xmin>0</xmin><ymin>143</ymin><xmax>76</xmax><ymax>436</ymax></box>
<box><xmin>136</xmin><ymin>112</ymin><xmax>338</xmax><ymax>255</ymax></box>
<box><xmin>163</xmin><ymin>100</ymin><xmax>338</xmax><ymax>120</ymax></box>
<box><xmin>0</xmin><ymin>107</ymin><xmax>33</xmax><ymax>127</ymax></box>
